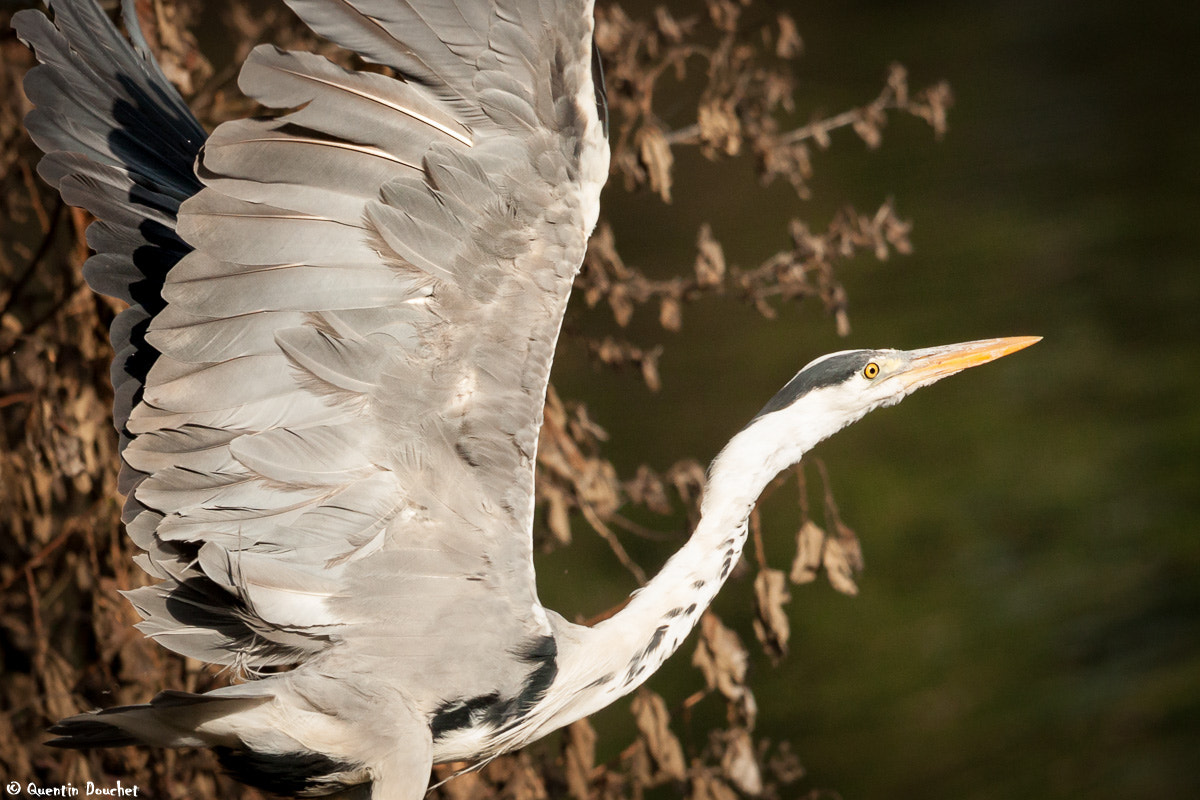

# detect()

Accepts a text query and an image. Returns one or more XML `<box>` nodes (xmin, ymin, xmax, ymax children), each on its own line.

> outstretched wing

<box><xmin>20</xmin><ymin>0</ymin><xmax>609</xmax><ymax>709</ymax></box>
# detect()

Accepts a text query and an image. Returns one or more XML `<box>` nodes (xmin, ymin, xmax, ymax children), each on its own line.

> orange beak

<box><xmin>896</xmin><ymin>336</ymin><xmax>1041</xmax><ymax>390</ymax></box>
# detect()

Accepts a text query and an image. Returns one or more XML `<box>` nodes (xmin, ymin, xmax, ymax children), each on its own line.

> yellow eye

<box><xmin>863</xmin><ymin>362</ymin><xmax>880</xmax><ymax>379</ymax></box>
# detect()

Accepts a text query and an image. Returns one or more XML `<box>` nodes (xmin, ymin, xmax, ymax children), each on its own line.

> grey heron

<box><xmin>14</xmin><ymin>1</ymin><xmax>1038</xmax><ymax>798</ymax></box>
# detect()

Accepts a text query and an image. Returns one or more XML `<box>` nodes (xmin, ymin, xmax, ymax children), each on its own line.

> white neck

<box><xmin>518</xmin><ymin>389</ymin><xmax>861</xmax><ymax>741</ymax></box>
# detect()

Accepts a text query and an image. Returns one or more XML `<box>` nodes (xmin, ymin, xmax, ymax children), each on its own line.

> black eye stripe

<box><xmin>750</xmin><ymin>351</ymin><xmax>873</xmax><ymax>421</ymax></box>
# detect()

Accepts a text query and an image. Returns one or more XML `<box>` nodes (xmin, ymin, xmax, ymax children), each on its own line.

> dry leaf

<box><xmin>436</xmin><ymin>764</ymin><xmax>489</xmax><ymax>800</ymax></box>
<box><xmin>693</xmin><ymin>613</ymin><xmax>757</xmax><ymax>728</ymax></box>
<box><xmin>823</xmin><ymin>525</ymin><xmax>864</xmax><ymax>596</ymax></box>
<box><xmin>694</xmin><ymin>224</ymin><xmax>726</xmax><ymax>288</ymax></box>
<box><xmin>765</xmin><ymin>741</ymin><xmax>806</xmax><ymax>784</ymax></box>
<box><xmin>719</xmin><ymin>729</ymin><xmax>763</xmax><ymax>796</ymax></box>
<box><xmin>143</xmin><ymin>0</ymin><xmax>213</xmax><ymax>94</ymax></box>
<box><xmin>917</xmin><ymin>81</ymin><xmax>955</xmax><ymax>139</ymax></box>
<box><xmin>624</xmin><ymin>465</ymin><xmax>672</xmax><ymax>515</ymax></box>
<box><xmin>660</xmin><ymin>296</ymin><xmax>683</xmax><ymax>331</ymax></box>
<box><xmin>789</xmin><ymin>520</ymin><xmax>826</xmax><ymax>584</ymax></box>
<box><xmin>690</xmin><ymin>770</ymin><xmax>740</xmax><ymax>800</ymax></box>
<box><xmin>886</xmin><ymin>62</ymin><xmax>909</xmax><ymax>107</ymax></box>
<box><xmin>577</xmin><ymin>458</ymin><xmax>621</xmax><ymax>517</ymax></box>
<box><xmin>654</xmin><ymin>6</ymin><xmax>686</xmax><ymax>44</ymax></box>
<box><xmin>625</xmin><ymin>739</ymin><xmax>654</xmax><ymax>788</ymax></box>
<box><xmin>852</xmin><ymin>107</ymin><xmax>885</xmax><ymax>149</ymax></box>
<box><xmin>752</xmin><ymin>568</ymin><xmax>790</xmax><ymax>664</ymax></box>
<box><xmin>630</xmin><ymin>690</ymin><xmax>687</xmax><ymax>781</ymax></box>
<box><xmin>697</xmin><ymin>100</ymin><xmax>742</xmax><ymax>157</ymax></box>
<box><xmin>706</xmin><ymin>0</ymin><xmax>742</xmax><ymax>33</ymax></box>
<box><xmin>637</xmin><ymin>124</ymin><xmax>674</xmax><ymax>203</ymax></box>
<box><xmin>545</xmin><ymin>486</ymin><xmax>573</xmax><ymax>545</ymax></box>
<box><xmin>609</xmin><ymin>284</ymin><xmax>634</xmax><ymax>326</ymax></box>
<box><xmin>640</xmin><ymin>347</ymin><xmax>662</xmax><ymax>392</ymax></box>
<box><xmin>564</xmin><ymin>719</ymin><xmax>597</xmax><ymax>800</ymax></box>
<box><xmin>485</xmin><ymin>752</ymin><xmax>548</xmax><ymax>800</ymax></box>
<box><xmin>693</xmin><ymin>613</ymin><xmax>747</xmax><ymax>696</ymax></box>
<box><xmin>666</xmin><ymin>460</ymin><xmax>707</xmax><ymax>507</ymax></box>
<box><xmin>775</xmin><ymin>13</ymin><xmax>803</xmax><ymax>59</ymax></box>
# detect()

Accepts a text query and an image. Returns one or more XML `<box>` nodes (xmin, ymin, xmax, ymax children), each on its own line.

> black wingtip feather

<box><xmin>16</xmin><ymin>0</ymin><xmax>205</xmax><ymax>451</ymax></box>
<box><xmin>213</xmin><ymin>747</ymin><xmax>364</xmax><ymax>797</ymax></box>
<box><xmin>45</xmin><ymin>719</ymin><xmax>139</xmax><ymax>749</ymax></box>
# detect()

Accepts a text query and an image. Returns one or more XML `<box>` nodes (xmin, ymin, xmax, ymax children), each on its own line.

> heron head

<box><xmin>739</xmin><ymin>336</ymin><xmax>1040</xmax><ymax>472</ymax></box>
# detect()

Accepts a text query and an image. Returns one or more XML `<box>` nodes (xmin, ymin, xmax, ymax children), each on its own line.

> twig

<box><xmin>581</xmin><ymin>596</ymin><xmax>631</xmax><ymax>627</ymax></box>
<box><xmin>778</xmin><ymin>105</ymin><xmax>887</xmax><ymax>147</ymax></box>
<box><xmin>813</xmin><ymin>458</ymin><xmax>843</xmax><ymax>528</ymax></box>
<box><xmin>26</xmin><ymin>565</ymin><xmax>48</xmax><ymax>679</ymax></box>
<box><xmin>0</xmin><ymin>391</ymin><xmax>34</xmax><ymax>410</ymax></box>
<box><xmin>749</xmin><ymin>507</ymin><xmax>767</xmax><ymax>570</ymax></box>
<box><xmin>1</xmin><ymin>525</ymin><xmax>76</xmax><ymax>593</ymax></box>
<box><xmin>0</xmin><ymin>199</ymin><xmax>65</xmax><ymax>321</ymax></box>
<box><xmin>663</xmin><ymin>75</ymin><xmax>910</xmax><ymax>148</ymax></box>
<box><xmin>608</xmin><ymin>511</ymin><xmax>677</xmax><ymax>542</ymax></box>
<box><xmin>23</xmin><ymin>278</ymin><xmax>86</xmax><ymax>335</ymax></box>
<box><xmin>579</xmin><ymin>501</ymin><xmax>648</xmax><ymax>585</ymax></box>
<box><xmin>795</xmin><ymin>462</ymin><xmax>809</xmax><ymax>520</ymax></box>
<box><xmin>21</xmin><ymin>159</ymin><xmax>51</xmax><ymax>232</ymax></box>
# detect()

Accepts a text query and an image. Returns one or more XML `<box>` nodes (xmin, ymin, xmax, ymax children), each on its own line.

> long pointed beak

<box><xmin>896</xmin><ymin>336</ymin><xmax>1041</xmax><ymax>390</ymax></box>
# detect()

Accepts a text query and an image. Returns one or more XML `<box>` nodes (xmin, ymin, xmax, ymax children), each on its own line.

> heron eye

<box><xmin>863</xmin><ymin>362</ymin><xmax>880</xmax><ymax>379</ymax></box>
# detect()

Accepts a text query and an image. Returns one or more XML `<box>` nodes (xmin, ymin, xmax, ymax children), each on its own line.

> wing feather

<box><xmin>275</xmin><ymin>325</ymin><xmax>394</xmax><ymax>396</ymax></box>
<box><xmin>146</xmin><ymin>308</ymin><xmax>307</xmax><ymax>363</ymax></box>
<box><xmin>229</xmin><ymin>425</ymin><xmax>376</xmax><ymax>486</ymax></box>
<box><xmin>178</xmin><ymin>194</ymin><xmax>382</xmax><ymax>267</ymax></box>
<box><xmin>124</xmin><ymin>425</ymin><xmax>242</xmax><ymax>475</ymax></box>
<box><xmin>239</xmin><ymin>46</ymin><xmax>473</xmax><ymax>148</ymax></box>
<box><xmin>22</xmin><ymin>0</ymin><xmax>610</xmax><ymax>705</ymax></box>
<box><xmin>162</xmin><ymin>264</ymin><xmax>424</xmax><ymax>316</ymax></box>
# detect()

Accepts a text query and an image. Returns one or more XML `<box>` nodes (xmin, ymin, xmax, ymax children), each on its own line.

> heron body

<box><xmin>16</xmin><ymin>1</ymin><xmax>1037</xmax><ymax>798</ymax></box>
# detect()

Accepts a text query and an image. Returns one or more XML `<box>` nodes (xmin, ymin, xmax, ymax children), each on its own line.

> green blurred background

<box><xmin>544</xmin><ymin>1</ymin><xmax>1199</xmax><ymax>798</ymax></box>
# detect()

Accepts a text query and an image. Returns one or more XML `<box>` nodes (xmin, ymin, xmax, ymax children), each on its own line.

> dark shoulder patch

<box><xmin>430</xmin><ymin>693</ymin><xmax>501</xmax><ymax>738</ymax></box>
<box><xmin>517</xmin><ymin>634</ymin><xmax>557</xmax><ymax>663</ymax></box>
<box><xmin>431</xmin><ymin>634</ymin><xmax>559</xmax><ymax>741</ymax></box>
<box><xmin>752</xmin><ymin>351</ymin><xmax>872</xmax><ymax>420</ymax></box>
<box><xmin>213</xmin><ymin>746</ymin><xmax>363</xmax><ymax>797</ymax></box>
<box><xmin>508</xmin><ymin>633</ymin><xmax>558</xmax><ymax>721</ymax></box>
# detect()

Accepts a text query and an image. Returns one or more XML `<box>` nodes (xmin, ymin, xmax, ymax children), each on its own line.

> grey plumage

<box><xmin>20</xmin><ymin>0</ymin><xmax>608</xmax><ymax>795</ymax></box>
<box><xmin>19</xmin><ymin>1</ymin><xmax>1037</xmax><ymax>797</ymax></box>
